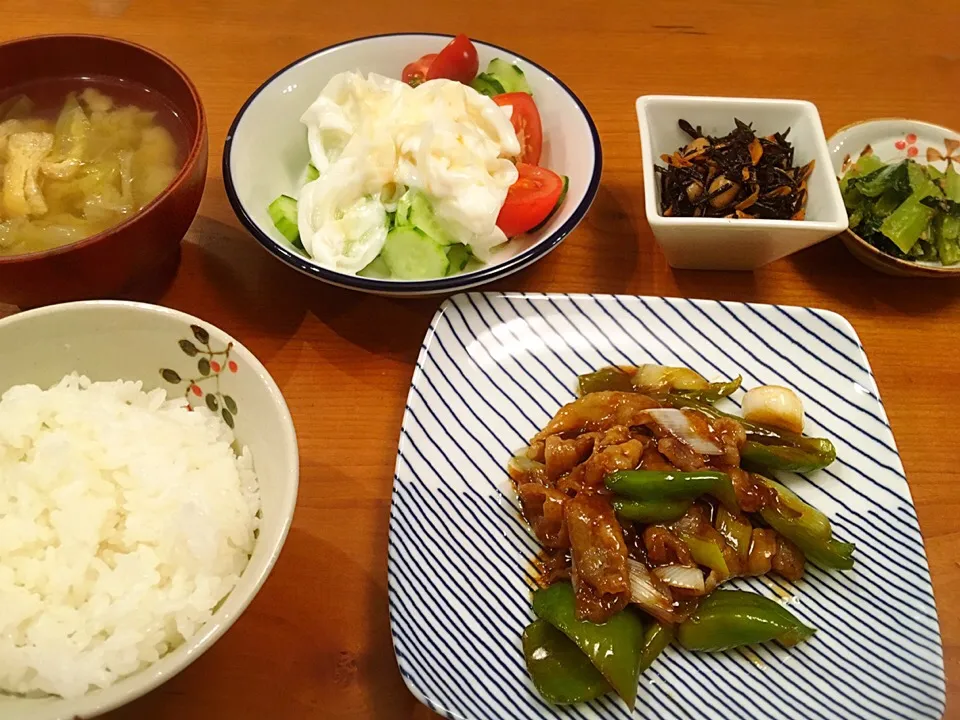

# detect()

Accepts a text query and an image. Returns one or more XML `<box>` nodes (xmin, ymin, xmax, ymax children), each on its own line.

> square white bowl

<box><xmin>637</xmin><ymin>96</ymin><xmax>848</xmax><ymax>270</ymax></box>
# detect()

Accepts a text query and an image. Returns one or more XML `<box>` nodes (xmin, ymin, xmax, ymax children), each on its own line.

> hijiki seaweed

<box><xmin>655</xmin><ymin>119</ymin><xmax>815</xmax><ymax>220</ymax></box>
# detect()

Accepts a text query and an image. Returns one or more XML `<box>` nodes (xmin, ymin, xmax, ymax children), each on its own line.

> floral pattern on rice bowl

<box><xmin>159</xmin><ymin>323</ymin><xmax>240</xmax><ymax>428</ymax></box>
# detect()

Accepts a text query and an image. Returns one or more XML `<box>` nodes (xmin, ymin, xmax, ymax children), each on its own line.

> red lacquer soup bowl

<box><xmin>0</xmin><ymin>34</ymin><xmax>207</xmax><ymax>307</ymax></box>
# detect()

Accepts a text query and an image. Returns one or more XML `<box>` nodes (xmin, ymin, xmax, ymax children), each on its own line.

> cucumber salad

<box><xmin>268</xmin><ymin>34</ymin><xmax>568</xmax><ymax>280</ymax></box>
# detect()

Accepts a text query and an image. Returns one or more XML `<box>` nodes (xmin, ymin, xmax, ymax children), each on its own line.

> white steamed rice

<box><xmin>0</xmin><ymin>374</ymin><xmax>260</xmax><ymax>698</ymax></box>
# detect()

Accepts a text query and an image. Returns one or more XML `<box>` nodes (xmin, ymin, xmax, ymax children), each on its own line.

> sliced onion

<box><xmin>742</xmin><ymin>385</ymin><xmax>804</xmax><ymax>433</ymax></box>
<box><xmin>633</xmin><ymin>364</ymin><xmax>708</xmax><ymax>392</ymax></box>
<box><xmin>646</xmin><ymin>408</ymin><xmax>724</xmax><ymax>455</ymax></box>
<box><xmin>652</xmin><ymin>564</ymin><xmax>706</xmax><ymax>594</ymax></box>
<box><xmin>507</xmin><ymin>454</ymin><xmax>548</xmax><ymax>485</ymax></box>
<box><xmin>509</xmin><ymin>454</ymin><xmax>545</xmax><ymax>473</ymax></box>
<box><xmin>626</xmin><ymin>558</ymin><xmax>676</xmax><ymax>623</ymax></box>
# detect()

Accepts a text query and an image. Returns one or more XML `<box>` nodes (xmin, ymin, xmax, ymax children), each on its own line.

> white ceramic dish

<box><xmin>224</xmin><ymin>33</ymin><xmax>601</xmax><ymax>296</ymax></box>
<box><xmin>389</xmin><ymin>292</ymin><xmax>945</xmax><ymax>720</ymax></box>
<box><xmin>828</xmin><ymin>118</ymin><xmax>960</xmax><ymax>277</ymax></box>
<box><xmin>637</xmin><ymin>96</ymin><xmax>847</xmax><ymax>270</ymax></box>
<box><xmin>0</xmin><ymin>301</ymin><xmax>299</xmax><ymax>720</ymax></box>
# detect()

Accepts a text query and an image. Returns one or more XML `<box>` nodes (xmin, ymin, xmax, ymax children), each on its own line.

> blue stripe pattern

<box><xmin>388</xmin><ymin>293</ymin><xmax>945</xmax><ymax>720</ymax></box>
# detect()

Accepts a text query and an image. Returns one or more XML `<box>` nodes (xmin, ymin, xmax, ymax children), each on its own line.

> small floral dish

<box><xmin>637</xmin><ymin>96</ymin><xmax>847</xmax><ymax>271</ymax></box>
<box><xmin>0</xmin><ymin>300</ymin><xmax>298</xmax><ymax>720</ymax></box>
<box><xmin>828</xmin><ymin>118</ymin><xmax>960</xmax><ymax>277</ymax></box>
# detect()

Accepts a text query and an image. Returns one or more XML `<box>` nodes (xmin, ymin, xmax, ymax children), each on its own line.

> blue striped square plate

<box><xmin>388</xmin><ymin>292</ymin><xmax>945</xmax><ymax>720</ymax></box>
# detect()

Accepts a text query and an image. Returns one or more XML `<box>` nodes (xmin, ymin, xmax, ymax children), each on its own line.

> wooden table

<box><xmin>3</xmin><ymin>1</ymin><xmax>958</xmax><ymax>717</ymax></box>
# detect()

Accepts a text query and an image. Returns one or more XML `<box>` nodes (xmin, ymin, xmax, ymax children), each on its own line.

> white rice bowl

<box><xmin>0</xmin><ymin>373</ymin><xmax>260</xmax><ymax>699</ymax></box>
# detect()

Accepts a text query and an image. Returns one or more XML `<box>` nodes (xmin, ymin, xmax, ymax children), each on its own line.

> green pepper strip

<box><xmin>660</xmin><ymin>394</ymin><xmax>836</xmax><ymax>473</ymax></box>
<box><xmin>740</xmin><ymin>440</ymin><xmax>835</xmax><ymax>474</ymax></box>
<box><xmin>522</xmin><ymin>619</ymin><xmax>611</xmax><ymax>704</ymax></box>
<box><xmin>532</xmin><ymin>582</ymin><xmax>645</xmax><ymax>709</ymax></box>
<box><xmin>677</xmin><ymin>589</ymin><xmax>815</xmax><ymax>652</ymax></box>
<box><xmin>758</xmin><ymin>477</ymin><xmax>856</xmax><ymax>570</ymax></box>
<box><xmin>672</xmin><ymin>375</ymin><xmax>742</xmax><ymax>404</ymax></box>
<box><xmin>659</xmin><ymin>394</ymin><xmax>837</xmax><ymax>467</ymax></box>
<box><xmin>605</xmin><ymin>469</ymin><xmax>739</xmax><ymax>514</ymax></box>
<box><xmin>639</xmin><ymin>622</ymin><xmax>674</xmax><ymax>674</ymax></box>
<box><xmin>577</xmin><ymin>367</ymin><xmax>635</xmax><ymax>396</ymax></box>
<box><xmin>613</xmin><ymin>498</ymin><xmax>692</xmax><ymax>523</ymax></box>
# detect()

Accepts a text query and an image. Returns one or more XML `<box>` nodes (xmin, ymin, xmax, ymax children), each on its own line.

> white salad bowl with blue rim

<box><xmin>223</xmin><ymin>33</ymin><xmax>602</xmax><ymax>296</ymax></box>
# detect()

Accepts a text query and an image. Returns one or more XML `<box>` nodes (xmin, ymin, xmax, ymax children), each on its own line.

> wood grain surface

<box><xmin>2</xmin><ymin>1</ymin><xmax>958</xmax><ymax>717</ymax></box>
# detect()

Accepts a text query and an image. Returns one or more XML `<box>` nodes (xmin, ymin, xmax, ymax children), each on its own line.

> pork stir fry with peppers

<box><xmin>510</xmin><ymin>365</ymin><xmax>855</xmax><ymax>709</ymax></box>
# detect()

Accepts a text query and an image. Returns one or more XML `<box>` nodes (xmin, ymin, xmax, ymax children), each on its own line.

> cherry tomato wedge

<box><xmin>425</xmin><ymin>34</ymin><xmax>479</xmax><ymax>84</ymax></box>
<box><xmin>402</xmin><ymin>53</ymin><xmax>437</xmax><ymax>87</ymax></box>
<box><xmin>497</xmin><ymin>164</ymin><xmax>565</xmax><ymax>238</ymax></box>
<box><xmin>493</xmin><ymin>93</ymin><xmax>543</xmax><ymax>165</ymax></box>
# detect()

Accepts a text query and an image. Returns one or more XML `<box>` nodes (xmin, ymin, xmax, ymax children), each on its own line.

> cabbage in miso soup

<box><xmin>0</xmin><ymin>85</ymin><xmax>184</xmax><ymax>256</ymax></box>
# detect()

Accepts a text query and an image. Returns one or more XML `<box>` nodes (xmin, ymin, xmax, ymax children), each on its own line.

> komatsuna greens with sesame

<box><xmin>840</xmin><ymin>151</ymin><xmax>960</xmax><ymax>265</ymax></box>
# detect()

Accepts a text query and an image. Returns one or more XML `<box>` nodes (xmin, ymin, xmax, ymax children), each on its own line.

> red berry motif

<box><xmin>897</xmin><ymin>133</ymin><xmax>919</xmax><ymax>156</ymax></box>
<box><xmin>164</xmin><ymin>326</ymin><xmax>240</xmax><ymax>418</ymax></box>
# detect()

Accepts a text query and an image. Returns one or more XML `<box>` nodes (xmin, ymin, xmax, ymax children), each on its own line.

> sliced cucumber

<box><xmin>396</xmin><ymin>189</ymin><xmax>415</xmax><ymax>226</ymax></box>
<box><xmin>446</xmin><ymin>244</ymin><xmax>472</xmax><ymax>274</ymax></box>
<box><xmin>305</xmin><ymin>163</ymin><xmax>320</xmax><ymax>182</ymax></box>
<box><xmin>381</xmin><ymin>227</ymin><xmax>449</xmax><ymax>279</ymax></box>
<box><xmin>409</xmin><ymin>193</ymin><xmax>455</xmax><ymax>245</ymax></box>
<box><xmin>268</xmin><ymin>195</ymin><xmax>300</xmax><ymax>243</ymax></box>
<box><xmin>470</xmin><ymin>73</ymin><xmax>506</xmax><ymax>97</ymax></box>
<box><xmin>530</xmin><ymin>176</ymin><xmax>569</xmax><ymax>233</ymax></box>
<box><xmin>358</xmin><ymin>254</ymin><xmax>391</xmax><ymax>278</ymax></box>
<box><xmin>485</xmin><ymin>59</ymin><xmax>533</xmax><ymax>95</ymax></box>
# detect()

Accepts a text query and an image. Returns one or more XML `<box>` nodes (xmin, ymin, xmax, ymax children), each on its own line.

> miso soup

<box><xmin>0</xmin><ymin>77</ymin><xmax>188</xmax><ymax>257</ymax></box>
